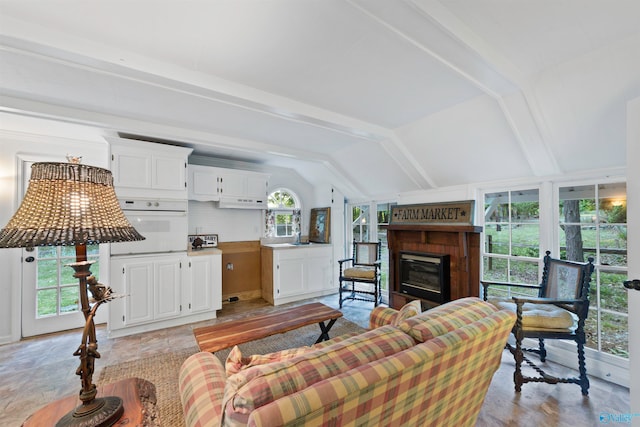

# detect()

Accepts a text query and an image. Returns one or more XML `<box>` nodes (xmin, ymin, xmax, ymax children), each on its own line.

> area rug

<box><xmin>97</xmin><ymin>317</ymin><xmax>365</xmax><ymax>426</ymax></box>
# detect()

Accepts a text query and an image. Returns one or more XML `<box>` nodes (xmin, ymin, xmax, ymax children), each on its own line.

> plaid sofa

<box><xmin>179</xmin><ymin>297</ymin><xmax>515</xmax><ymax>427</ymax></box>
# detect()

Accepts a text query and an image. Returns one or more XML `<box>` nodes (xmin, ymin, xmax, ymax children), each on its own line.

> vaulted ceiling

<box><xmin>1</xmin><ymin>1</ymin><xmax>639</xmax><ymax>200</ymax></box>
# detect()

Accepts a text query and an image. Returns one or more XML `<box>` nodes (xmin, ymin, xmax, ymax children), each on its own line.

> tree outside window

<box><xmin>559</xmin><ymin>182</ymin><xmax>627</xmax><ymax>358</ymax></box>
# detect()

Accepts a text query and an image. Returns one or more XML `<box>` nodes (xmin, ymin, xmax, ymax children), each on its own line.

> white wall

<box><xmin>0</xmin><ymin>119</ymin><xmax>108</xmax><ymax>344</ymax></box>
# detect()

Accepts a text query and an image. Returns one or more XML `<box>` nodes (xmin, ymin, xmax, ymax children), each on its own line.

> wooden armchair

<box><xmin>338</xmin><ymin>240</ymin><xmax>382</xmax><ymax>308</ymax></box>
<box><xmin>482</xmin><ymin>251</ymin><xmax>595</xmax><ymax>395</ymax></box>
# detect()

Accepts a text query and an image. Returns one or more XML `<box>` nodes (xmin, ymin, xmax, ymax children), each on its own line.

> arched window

<box><xmin>265</xmin><ymin>189</ymin><xmax>301</xmax><ymax>237</ymax></box>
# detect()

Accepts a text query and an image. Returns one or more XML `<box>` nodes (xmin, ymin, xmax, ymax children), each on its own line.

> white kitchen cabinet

<box><xmin>261</xmin><ymin>244</ymin><xmax>334</xmax><ymax>305</ymax></box>
<box><xmin>108</xmin><ymin>252</ymin><xmax>222</xmax><ymax>338</ymax></box>
<box><xmin>188</xmin><ymin>164</ymin><xmax>220</xmax><ymax>201</ymax></box>
<box><xmin>184</xmin><ymin>253</ymin><xmax>223</xmax><ymax>314</ymax></box>
<box><xmin>108</xmin><ymin>137</ymin><xmax>192</xmax><ymax>199</ymax></box>
<box><xmin>109</xmin><ymin>254</ymin><xmax>182</xmax><ymax>329</ymax></box>
<box><xmin>187</xmin><ymin>164</ymin><xmax>269</xmax><ymax>206</ymax></box>
<box><xmin>274</xmin><ymin>250</ymin><xmax>306</xmax><ymax>299</ymax></box>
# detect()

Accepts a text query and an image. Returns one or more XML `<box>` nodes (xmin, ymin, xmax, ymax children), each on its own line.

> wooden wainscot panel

<box><xmin>218</xmin><ymin>241</ymin><xmax>262</xmax><ymax>302</ymax></box>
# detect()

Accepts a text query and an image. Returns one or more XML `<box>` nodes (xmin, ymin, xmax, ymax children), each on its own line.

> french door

<box><xmin>18</xmin><ymin>157</ymin><xmax>104</xmax><ymax>337</ymax></box>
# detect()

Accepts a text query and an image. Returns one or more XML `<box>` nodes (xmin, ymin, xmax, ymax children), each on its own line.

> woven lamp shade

<box><xmin>0</xmin><ymin>162</ymin><xmax>144</xmax><ymax>248</ymax></box>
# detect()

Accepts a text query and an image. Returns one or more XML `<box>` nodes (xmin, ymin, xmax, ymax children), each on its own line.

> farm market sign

<box><xmin>391</xmin><ymin>201</ymin><xmax>475</xmax><ymax>225</ymax></box>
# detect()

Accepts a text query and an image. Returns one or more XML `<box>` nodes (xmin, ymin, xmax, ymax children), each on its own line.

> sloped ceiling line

<box><xmin>401</xmin><ymin>0</ymin><xmax>561</xmax><ymax>177</ymax></box>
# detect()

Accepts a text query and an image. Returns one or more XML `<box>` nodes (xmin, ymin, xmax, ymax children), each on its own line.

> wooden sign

<box><xmin>390</xmin><ymin>200</ymin><xmax>475</xmax><ymax>225</ymax></box>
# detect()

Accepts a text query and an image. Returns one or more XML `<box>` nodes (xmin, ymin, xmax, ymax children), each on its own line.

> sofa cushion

<box><xmin>398</xmin><ymin>297</ymin><xmax>497</xmax><ymax>343</ymax></box>
<box><xmin>221</xmin><ymin>325</ymin><xmax>415</xmax><ymax>425</ymax></box>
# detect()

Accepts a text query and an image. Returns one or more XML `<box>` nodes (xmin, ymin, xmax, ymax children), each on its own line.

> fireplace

<box><xmin>399</xmin><ymin>252</ymin><xmax>450</xmax><ymax>303</ymax></box>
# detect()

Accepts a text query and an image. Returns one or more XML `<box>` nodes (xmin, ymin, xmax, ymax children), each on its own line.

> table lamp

<box><xmin>0</xmin><ymin>159</ymin><xmax>144</xmax><ymax>427</ymax></box>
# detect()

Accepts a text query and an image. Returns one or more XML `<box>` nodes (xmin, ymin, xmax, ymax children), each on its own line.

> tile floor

<box><xmin>0</xmin><ymin>294</ymin><xmax>630</xmax><ymax>426</ymax></box>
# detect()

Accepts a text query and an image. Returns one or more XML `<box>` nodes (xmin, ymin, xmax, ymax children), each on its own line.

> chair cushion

<box><xmin>398</xmin><ymin>297</ymin><xmax>498</xmax><ymax>343</ymax></box>
<box><xmin>343</xmin><ymin>266</ymin><xmax>376</xmax><ymax>279</ymax></box>
<box><xmin>488</xmin><ymin>298</ymin><xmax>576</xmax><ymax>331</ymax></box>
<box><xmin>221</xmin><ymin>325</ymin><xmax>415</xmax><ymax>425</ymax></box>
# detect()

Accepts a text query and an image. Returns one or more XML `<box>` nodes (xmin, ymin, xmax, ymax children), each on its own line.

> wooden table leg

<box><xmin>315</xmin><ymin>318</ymin><xmax>337</xmax><ymax>343</ymax></box>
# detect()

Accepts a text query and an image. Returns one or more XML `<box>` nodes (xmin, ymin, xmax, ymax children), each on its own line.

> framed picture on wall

<box><xmin>309</xmin><ymin>207</ymin><xmax>331</xmax><ymax>243</ymax></box>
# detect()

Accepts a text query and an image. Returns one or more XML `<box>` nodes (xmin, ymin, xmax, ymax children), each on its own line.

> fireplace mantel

<box><xmin>387</xmin><ymin>223</ymin><xmax>482</xmax><ymax>310</ymax></box>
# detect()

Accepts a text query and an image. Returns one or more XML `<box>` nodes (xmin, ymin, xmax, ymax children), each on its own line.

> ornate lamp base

<box><xmin>56</xmin><ymin>396</ymin><xmax>124</xmax><ymax>427</ymax></box>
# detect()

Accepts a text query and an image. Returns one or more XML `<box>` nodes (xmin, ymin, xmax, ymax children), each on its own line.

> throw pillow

<box><xmin>391</xmin><ymin>300</ymin><xmax>423</xmax><ymax>327</ymax></box>
<box><xmin>225</xmin><ymin>345</ymin><xmax>315</xmax><ymax>376</ymax></box>
<box><xmin>398</xmin><ymin>297</ymin><xmax>497</xmax><ymax>343</ymax></box>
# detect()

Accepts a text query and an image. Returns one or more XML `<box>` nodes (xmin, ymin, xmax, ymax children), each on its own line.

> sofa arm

<box><xmin>369</xmin><ymin>306</ymin><xmax>399</xmax><ymax>329</ymax></box>
<box><xmin>179</xmin><ymin>352</ymin><xmax>226</xmax><ymax>427</ymax></box>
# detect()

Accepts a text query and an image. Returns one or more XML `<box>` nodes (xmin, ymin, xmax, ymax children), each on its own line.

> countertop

<box><xmin>261</xmin><ymin>242</ymin><xmax>330</xmax><ymax>250</ymax></box>
<box><xmin>186</xmin><ymin>247</ymin><xmax>223</xmax><ymax>256</ymax></box>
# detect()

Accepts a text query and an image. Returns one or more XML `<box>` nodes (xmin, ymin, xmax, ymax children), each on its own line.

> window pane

<box><xmin>509</xmin><ymin>259</ymin><xmax>538</xmax><ymax>284</ymax></box>
<box><xmin>588</xmin><ymin>312</ymin><xmax>628</xmax><ymax>357</ymax></box>
<box><xmin>559</xmin><ymin>185</ymin><xmax>595</xmax><ymax>224</ymax></box>
<box><xmin>511</xmin><ymin>224</ymin><xmax>539</xmax><ymax>257</ymax></box>
<box><xmin>598</xmin><ymin>271</ymin><xmax>628</xmax><ymax>314</ymax></box>
<box><xmin>86</xmin><ymin>244</ymin><xmax>100</xmax><ymax>256</ymax></box>
<box><xmin>485</xmin><ymin>224</ymin><xmax>509</xmax><ymax>255</ymax></box>
<box><xmin>510</xmin><ymin>189</ymin><xmax>539</xmax><ymax>222</ymax></box>
<box><xmin>37</xmin><ymin>289</ymin><xmax>57</xmax><ymax>317</ymax></box>
<box><xmin>60</xmin><ymin>285</ymin><xmax>80</xmax><ymax>313</ymax></box>
<box><xmin>37</xmin><ymin>259</ymin><xmax>58</xmax><ymax>289</ymax></box>
<box><xmin>483</xmin><ymin>256</ymin><xmax>507</xmax><ymax>282</ymax></box>
<box><xmin>600</xmin><ymin>225</ymin><xmax>627</xmax><ymax>267</ymax></box>
<box><xmin>484</xmin><ymin>191</ymin><xmax>509</xmax><ymax>222</ymax></box>
<box><xmin>37</xmin><ymin>246</ymin><xmax>57</xmax><ymax>258</ymax></box>
<box><xmin>60</xmin><ymin>246</ymin><xmax>76</xmax><ymax>258</ymax></box>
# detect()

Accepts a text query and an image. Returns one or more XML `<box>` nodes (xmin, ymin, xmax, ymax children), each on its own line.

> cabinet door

<box><xmin>188</xmin><ymin>165</ymin><xmax>220</xmax><ymax>200</ymax></box>
<box><xmin>218</xmin><ymin>171</ymin><xmax>246</xmax><ymax>197</ymax></box>
<box><xmin>307</xmin><ymin>250</ymin><xmax>333</xmax><ymax>292</ymax></box>
<box><xmin>111</xmin><ymin>146</ymin><xmax>152</xmax><ymax>189</ymax></box>
<box><xmin>153</xmin><ymin>155</ymin><xmax>186</xmax><ymax>191</ymax></box>
<box><xmin>275</xmin><ymin>251</ymin><xmax>305</xmax><ymax>298</ymax></box>
<box><xmin>188</xmin><ymin>256</ymin><xmax>213</xmax><ymax>314</ymax></box>
<box><xmin>154</xmin><ymin>258</ymin><xmax>182</xmax><ymax>320</ymax></box>
<box><xmin>123</xmin><ymin>261</ymin><xmax>154</xmax><ymax>325</ymax></box>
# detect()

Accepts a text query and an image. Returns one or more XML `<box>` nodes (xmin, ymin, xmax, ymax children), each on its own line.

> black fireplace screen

<box><xmin>399</xmin><ymin>252</ymin><xmax>450</xmax><ymax>303</ymax></box>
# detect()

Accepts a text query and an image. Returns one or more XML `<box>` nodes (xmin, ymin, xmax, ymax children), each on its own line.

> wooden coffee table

<box><xmin>194</xmin><ymin>302</ymin><xmax>343</xmax><ymax>353</ymax></box>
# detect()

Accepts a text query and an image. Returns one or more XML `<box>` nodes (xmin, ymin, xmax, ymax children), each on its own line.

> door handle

<box><xmin>623</xmin><ymin>279</ymin><xmax>640</xmax><ymax>291</ymax></box>
<box><xmin>25</xmin><ymin>256</ymin><xmax>35</xmax><ymax>263</ymax></box>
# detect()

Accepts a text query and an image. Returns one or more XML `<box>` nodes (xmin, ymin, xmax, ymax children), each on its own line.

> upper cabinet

<box><xmin>188</xmin><ymin>164</ymin><xmax>269</xmax><ymax>208</ymax></box>
<box><xmin>107</xmin><ymin>137</ymin><xmax>193</xmax><ymax>199</ymax></box>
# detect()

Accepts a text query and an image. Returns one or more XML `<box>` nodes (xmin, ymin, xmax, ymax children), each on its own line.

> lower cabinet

<box><xmin>261</xmin><ymin>245</ymin><xmax>334</xmax><ymax>305</ymax></box>
<box><xmin>108</xmin><ymin>252</ymin><xmax>222</xmax><ymax>337</ymax></box>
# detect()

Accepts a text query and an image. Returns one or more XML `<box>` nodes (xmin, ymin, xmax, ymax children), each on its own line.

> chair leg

<box><xmin>339</xmin><ymin>278</ymin><xmax>343</xmax><ymax>308</ymax></box>
<box><xmin>512</xmin><ymin>332</ymin><xmax>524</xmax><ymax>393</ymax></box>
<box><xmin>577</xmin><ymin>339</ymin><xmax>590</xmax><ymax>396</ymax></box>
<box><xmin>539</xmin><ymin>338</ymin><xmax>547</xmax><ymax>362</ymax></box>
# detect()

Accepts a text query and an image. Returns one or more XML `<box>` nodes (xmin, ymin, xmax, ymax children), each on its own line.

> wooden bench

<box><xmin>193</xmin><ymin>302</ymin><xmax>343</xmax><ymax>353</ymax></box>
